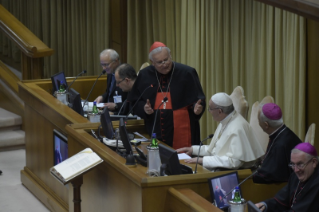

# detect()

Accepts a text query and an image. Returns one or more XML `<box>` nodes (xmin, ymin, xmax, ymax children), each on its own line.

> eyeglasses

<box><xmin>100</xmin><ymin>60</ymin><xmax>115</xmax><ymax>67</ymax></box>
<box><xmin>155</xmin><ymin>57</ymin><xmax>171</xmax><ymax>66</ymax></box>
<box><xmin>116</xmin><ymin>78</ymin><xmax>125</xmax><ymax>85</ymax></box>
<box><xmin>208</xmin><ymin>107</ymin><xmax>220</xmax><ymax>111</ymax></box>
<box><xmin>288</xmin><ymin>158</ymin><xmax>314</xmax><ymax>170</ymax></box>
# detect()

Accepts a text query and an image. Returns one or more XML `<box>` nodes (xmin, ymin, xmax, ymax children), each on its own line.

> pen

<box><xmin>259</xmin><ymin>204</ymin><xmax>265</xmax><ymax>210</ymax></box>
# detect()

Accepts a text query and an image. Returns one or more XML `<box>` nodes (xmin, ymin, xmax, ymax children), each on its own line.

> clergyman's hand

<box><xmin>176</xmin><ymin>147</ymin><xmax>193</xmax><ymax>156</ymax></box>
<box><xmin>194</xmin><ymin>99</ymin><xmax>203</xmax><ymax>115</ymax></box>
<box><xmin>144</xmin><ymin>99</ymin><xmax>154</xmax><ymax>115</ymax></box>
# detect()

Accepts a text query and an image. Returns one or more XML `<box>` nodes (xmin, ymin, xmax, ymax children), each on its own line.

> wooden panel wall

<box><xmin>306</xmin><ymin>19</ymin><xmax>319</xmax><ymax>151</ymax></box>
<box><xmin>110</xmin><ymin>0</ymin><xmax>127</xmax><ymax>63</ymax></box>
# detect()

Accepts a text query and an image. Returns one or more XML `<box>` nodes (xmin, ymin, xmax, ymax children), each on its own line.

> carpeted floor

<box><xmin>0</xmin><ymin>149</ymin><xmax>49</xmax><ymax>212</ymax></box>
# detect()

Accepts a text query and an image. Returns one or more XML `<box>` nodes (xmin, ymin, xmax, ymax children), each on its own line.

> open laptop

<box><xmin>207</xmin><ymin>171</ymin><xmax>242</xmax><ymax>211</ymax></box>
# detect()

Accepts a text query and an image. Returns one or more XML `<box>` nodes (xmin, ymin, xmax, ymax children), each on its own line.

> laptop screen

<box><xmin>207</xmin><ymin>171</ymin><xmax>242</xmax><ymax>210</ymax></box>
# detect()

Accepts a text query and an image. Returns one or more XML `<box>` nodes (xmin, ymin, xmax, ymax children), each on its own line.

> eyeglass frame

<box><xmin>208</xmin><ymin>107</ymin><xmax>220</xmax><ymax>112</ymax></box>
<box><xmin>154</xmin><ymin>56</ymin><xmax>171</xmax><ymax>66</ymax></box>
<box><xmin>100</xmin><ymin>60</ymin><xmax>115</xmax><ymax>68</ymax></box>
<box><xmin>116</xmin><ymin>78</ymin><xmax>126</xmax><ymax>85</ymax></box>
<box><xmin>288</xmin><ymin>157</ymin><xmax>314</xmax><ymax>170</ymax></box>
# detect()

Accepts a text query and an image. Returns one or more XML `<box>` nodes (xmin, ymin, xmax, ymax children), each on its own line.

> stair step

<box><xmin>0</xmin><ymin>130</ymin><xmax>25</xmax><ymax>147</ymax></box>
<box><xmin>0</xmin><ymin>108</ymin><xmax>22</xmax><ymax>128</ymax></box>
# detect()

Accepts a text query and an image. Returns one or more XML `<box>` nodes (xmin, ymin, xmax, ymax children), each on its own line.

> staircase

<box><xmin>0</xmin><ymin>108</ymin><xmax>25</xmax><ymax>151</ymax></box>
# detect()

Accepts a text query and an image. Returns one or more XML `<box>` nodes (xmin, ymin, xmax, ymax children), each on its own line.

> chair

<box><xmin>249</xmin><ymin>96</ymin><xmax>275</xmax><ymax>152</ymax></box>
<box><xmin>230</xmin><ymin>86</ymin><xmax>249</xmax><ymax>120</ymax></box>
<box><xmin>304</xmin><ymin>123</ymin><xmax>316</xmax><ymax>146</ymax></box>
<box><xmin>138</xmin><ymin>62</ymin><xmax>150</xmax><ymax>75</ymax></box>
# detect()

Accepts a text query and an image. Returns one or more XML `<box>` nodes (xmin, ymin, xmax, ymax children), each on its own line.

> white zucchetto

<box><xmin>211</xmin><ymin>92</ymin><xmax>233</xmax><ymax>106</ymax></box>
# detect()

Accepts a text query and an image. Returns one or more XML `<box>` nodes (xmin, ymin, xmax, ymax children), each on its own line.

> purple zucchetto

<box><xmin>294</xmin><ymin>142</ymin><xmax>318</xmax><ymax>156</ymax></box>
<box><xmin>262</xmin><ymin>103</ymin><xmax>282</xmax><ymax>120</ymax></box>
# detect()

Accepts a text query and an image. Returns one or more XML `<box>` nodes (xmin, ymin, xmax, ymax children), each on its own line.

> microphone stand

<box><xmin>194</xmin><ymin>134</ymin><xmax>214</xmax><ymax>174</ymax></box>
<box><xmin>117</xmin><ymin>99</ymin><xmax>127</xmax><ymax>115</ymax></box>
<box><xmin>223</xmin><ymin>169</ymin><xmax>259</xmax><ymax>199</ymax></box>
<box><xmin>150</xmin><ymin>97</ymin><xmax>168</xmax><ymax>137</ymax></box>
<box><xmin>125</xmin><ymin>84</ymin><xmax>153</xmax><ymax>120</ymax></box>
<box><xmin>82</xmin><ymin>70</ymin><xmax>106</xmax><ymax>109</ymax></box>
<box><xmin>67</xmin><ymin>70</ymin><xmax>87</xmax><ymax>92</ymax></box>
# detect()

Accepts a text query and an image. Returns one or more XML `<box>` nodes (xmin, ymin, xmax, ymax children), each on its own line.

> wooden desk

<box><xmin>18</xmin><ymin>77</ymin><xmax>108</xmax><ymax>212</ymax></box>
<box><xmin>18</xmin><ymin>78</ymin><xmax>286</xmax><ymax>212</ymax></box>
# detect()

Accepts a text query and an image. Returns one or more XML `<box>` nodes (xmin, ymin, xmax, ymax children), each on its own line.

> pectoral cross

<box><xmin>162</xmin><ymin>100</ymin><xmax>168</xmax><ymax>109</ymax></box>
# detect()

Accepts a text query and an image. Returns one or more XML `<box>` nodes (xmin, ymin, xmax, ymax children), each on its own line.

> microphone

<box><xmin>82</xmin><ymin>70</ymin><xmax>106</xmax><ymax>108</ymax></box>
<box><xmin>117</xmin><ymin>99</ymin><xmax>127</xmax><ymax>115</ymax></box>
<box><xmin>125</xmin><ymin>84</ymin><xmax>154</xmax><ymax>119</ymax></box>
<box><xmin>194</xmin><ymin>134</ymin><xmax>214</xmax><ymax>174</ymax></box>
<box><xmin>222</xmin><ymin>168</ymin><xmax>260</xmax><ymax>199</ymax></box>
<box><xmin>67</xmin><ymin>70</ymin><xmax>87</xmax><ymax>91</ymax></box>
<box><xmin>150</xmin><ymin>97</ymin><xmax>168</xmax><ymax>137</ymax></box>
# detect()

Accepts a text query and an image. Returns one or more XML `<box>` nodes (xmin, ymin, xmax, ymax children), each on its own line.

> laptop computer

<box><xmin>247</xmin><ymin>200</ymin><xmax>262</xmax><ymax>212</ymax></box>
<box><xmin>208</xmin><ymin>171</ymin><xmax>242</xmax><ymax>211</ymax></box>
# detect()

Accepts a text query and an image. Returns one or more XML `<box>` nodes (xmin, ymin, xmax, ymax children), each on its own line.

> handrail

<box><xmin>0</xmin><ymin>4</ymin><xmax>54</xmax><ymax>80</ymax></box>
<box><xmin>0</xmin><ymin>4</ymin><xmax>54</xmax><ymax>58</ymax></box>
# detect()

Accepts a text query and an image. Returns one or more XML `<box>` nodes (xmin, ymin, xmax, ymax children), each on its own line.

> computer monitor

<box><xmin>51</xmin><ymin>71</ymin><xmax>68</xmax><ymax>94</ymax></box>
<box><xmin>68</xmin><ymin>88</ymin><xmax>84</xmax><ymax>116</ymax></box>
<box><xmin>119</xmin><ymin>118</ymin><xmax>133</xmax><ymax>156</ymax></box>
<box><xmin>53</xmin><ymin>129</ymin><xmax>68</xmax><ymax>166</ymax></box>
<box><xmin>100</xmin><ymin>107</ymin><xmax>114</xmax><ymax>139</ymax></box>
<box><xmin>207</xmin><ymin>171</ymin><xmax>241</xmax><ymax>211</ymax></box>
<box><xmin>158</xmin><ymin>143</ymin><xmax>182</xmax><ymax>175</ymax></box>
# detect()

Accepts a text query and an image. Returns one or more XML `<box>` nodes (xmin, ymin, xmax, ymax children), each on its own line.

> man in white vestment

<box><xmin>177</xmin><ymin>92</ymin><xmax>265</xmax><ymax>170</ymax></box>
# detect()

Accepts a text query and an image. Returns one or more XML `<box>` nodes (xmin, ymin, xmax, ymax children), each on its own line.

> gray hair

<box><xmin>149</xmin><ymin>46</ymin><xmax>171</xmax><ymax>61</ymax></box>
<box><xmin>116</xmin><ymin>63</ymin><xmax>137</xmax><ymax>80</ymax></box>
<box><xmin>291</xmin><ymin>148</ymin><xmax>319</xmax><ymax>161</ymax></box>
<box><xmin>214</xmin><ymin>103</ymin><xmax>234</xmax><ymax>115</ymax></box>
<box><xmin>100</xmin><ymin>49</ymin><xmax>119</xmax><ymax>61</ymax></box>
<box><xmin>259</xmin><ymin>109</ymin><xmax>283</xmax><ymax>128</ymax></box>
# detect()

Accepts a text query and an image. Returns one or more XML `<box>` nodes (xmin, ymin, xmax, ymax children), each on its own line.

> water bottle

<box><xmin>151</xmin><ymin>133</ymin><xmax>158</xmax><ymax>147</ymax></box>
<box><xmin>233</xmin><ymin>186</ymin><xmax>241</xmax><ymax>203</ymax></box>
<box><xmin>92</xmin><ymin>101</ymin><xmax>99</xmax><ymax>114</ymax></box>
<box><xmin>59</xmin><ymin>80</ymin><xmax>65</xmax><ymax>92</ymax></box>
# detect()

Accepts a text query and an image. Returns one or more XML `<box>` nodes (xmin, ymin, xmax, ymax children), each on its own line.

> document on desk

<box><xmin>178</xmin><ymin>153</ymin><xmax>191</xmax><ymax>160</ymax></box>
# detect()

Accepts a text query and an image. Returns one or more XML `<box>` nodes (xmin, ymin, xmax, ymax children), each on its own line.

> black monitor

<box><xmin>53</xmin><ymin>129</ymin><xmax>68</xmax><ymax>166</ymax></box>
<box><xmin>207</xmin><ymin>171</ymin><xmax>241</xmax><ymax>210</ymax></box>
<box><xmin>158</xmin><ymin>143</ymin><xmax>182</xmax><ymax>175</ymax></box>
<box><xmin>100</xmin><ymin>107</ymin><xmax>114</xmax><ymax>139</ymax></box>
<box><xmin>119</xmin><ymin>118</ymin><xmax>133</xmax><ymax>156</ymax></box>
<box><xmin>51</xmin><ymin>71</ymin><xmax>68</xmax><ymax>94</ymax></box>
<box><xmin>68</xmin><ymin>88</ymin><xmax>84</xmax><ymax>116</ymax></box>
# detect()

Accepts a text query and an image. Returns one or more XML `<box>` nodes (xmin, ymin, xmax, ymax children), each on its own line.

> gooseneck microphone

<box><xmin>67</xmin><ymin>70</ymin><xmax>87</xmax><ymax>91</ymax></box>
<box><xmin>150</xmin><ymin>97</ymin><xmax>168</xmax><ymax>137</ymax></box>
<box><xmin>222</xmin><ymin>168</ymin><xmax>260</xmax><ymax>199</ymax></box>
<box><xmin>194</xmin><ymin>134</ymin><xmax>214</xmax><ymax>174</ymax></box>
<box><xmin>125</xmin><ymin>84</ymin><xmax>154</xmax><ymax>120</ymax></box>
<box><xmin>82</xmin><ymin>70</ymin><xmax>106</xmax><ymax>108</ymax></box>
<box><xmin>117</xmin><ymin>99</ymin><xmax>127</xmax><ymax>115</ymax></box>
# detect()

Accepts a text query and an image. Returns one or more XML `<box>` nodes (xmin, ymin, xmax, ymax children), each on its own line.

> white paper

<box><xmin>178</xmin><ymin>153</ymin><xmax>191</xmax><ymax>160</ymax></box>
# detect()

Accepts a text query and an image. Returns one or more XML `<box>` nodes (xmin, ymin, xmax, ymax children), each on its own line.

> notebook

<box><xmin>207</xmin><ymin>171</ymin><xmax>242</xmax><ymax>211</ymax></box>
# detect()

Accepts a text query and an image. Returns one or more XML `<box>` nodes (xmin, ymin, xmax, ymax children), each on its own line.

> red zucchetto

<box><xmin>262</xmin><ymin>103</ymin><xmax>282</xmax><ymax>120</ymax></box>
<box><xmin>149</xmin><ymin>41</ymin><xmax>166</xmax><ymax>53</ymax></box>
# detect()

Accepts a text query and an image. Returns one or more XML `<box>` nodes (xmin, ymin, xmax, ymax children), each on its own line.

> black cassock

<box><xmin>264</xmin><ymin>165</ymin><xmax>319</xmax><ymax>211</ymax></box>
<box><xmin>127</xmin><ymin>62</ymin><xmax>205</xmax><ymax>149</ymax></box>
<box><xmin>253</xmin><ymin>125</ymin><xmax>301</xmax><ymax>184</ymax></box>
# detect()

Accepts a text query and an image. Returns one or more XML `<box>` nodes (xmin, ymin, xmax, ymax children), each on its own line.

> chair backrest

<box><xmin>305</xmin><ymin>123</ymin><xmax>316</xmax><ymax>145</ymax></box>
<box><xmin>137</xmin><ymin>62</ymin><xmax>150</xmax><ymax>75</ymax></box>
<box><xmin>140</xmin><ymin>62</ymin><xmax>150</xmax><ymax>70</ymax></box>
<box><xmin>249</xmin><ymin>96</ymin><xmax>275</xmax><ymax>152</ymax></box>
<box><xmin>230</xmin><ymin>86</ymin><xmax>249</xmax><ymax>120</ymax></box>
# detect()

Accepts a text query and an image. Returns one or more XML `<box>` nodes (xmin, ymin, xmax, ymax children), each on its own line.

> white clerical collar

<box><xmin>269</xmin><ymin>123</ymin><xmax>285</xmax><ymax>136</ymax></box>
<box><xmin>220</xmin><ymin>110</ymin><xmax>235</xmax><ymax>125</ymax></box>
